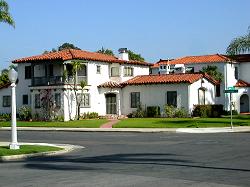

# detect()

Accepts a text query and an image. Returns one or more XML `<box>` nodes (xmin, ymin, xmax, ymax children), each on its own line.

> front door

<box><xmin>240</xmin><ymin>94</ymin><xmax>249</xmax><ymax>113</ymax></box>
<box><xmin>106</xmin><ymin>93</ymin><xmax>117</xmax><ymax>114</ymax></box>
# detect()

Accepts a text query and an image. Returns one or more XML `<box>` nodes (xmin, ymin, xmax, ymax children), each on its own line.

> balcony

<box><xmin>32</xmin><ymin>76</ymin><xmax>87</xmax><ymax>86</ymax></box>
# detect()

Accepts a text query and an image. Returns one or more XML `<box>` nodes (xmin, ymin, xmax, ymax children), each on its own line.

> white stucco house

<box><xmin>152</xmin><ymin>54</ymin><xmax>250</xmax><ymax>113</ymax></box>
<box><xmin>0</xmin><ymin>48</ymin><xmax>224</xmax><ymax>121</ymax></box>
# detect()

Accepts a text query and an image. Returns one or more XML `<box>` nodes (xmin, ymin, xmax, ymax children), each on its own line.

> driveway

<box><xmin>0</xmin><ymin>131</ymin><xmax>250</xmax><ymax>187</ymax></box>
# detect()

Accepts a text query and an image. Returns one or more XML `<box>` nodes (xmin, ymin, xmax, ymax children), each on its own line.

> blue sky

<box><xmin>1</xmin><ymin>0</ymin><xmax>250</xmax><ymax>70</ymax></box>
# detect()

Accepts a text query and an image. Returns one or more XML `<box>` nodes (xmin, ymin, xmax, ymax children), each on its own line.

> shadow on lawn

<box><xmin>19</xmin><ymin>152</ymin><xmax>250</xmax><ymax>173</ymax></box>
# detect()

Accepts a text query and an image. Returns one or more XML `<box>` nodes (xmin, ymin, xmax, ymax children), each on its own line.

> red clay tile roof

<box><xmin>153</xmin><ymin>54</ymin><xmax>231</xmax><ymax>68</ymax></box>
<box><xmin>235</xmin><ymin>79</ymin><xmax>250</xmax><ymax>87</ymax></box>
<box><xmin>121</xmin><ymin>73</ymin><xmax>219</xmax><ymax>86</ymax></box>
<box><xmin>98</xmin><ymin>81</ymin><xmax>122</xmax><ymax>88</ymax></box>
<box><xmin>13</xmin><ymin>49</ymin><xmax>151</xmax><ymax>66</ymax></box>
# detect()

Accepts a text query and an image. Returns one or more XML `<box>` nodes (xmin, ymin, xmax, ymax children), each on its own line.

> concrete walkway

<box><xmin>1</xmin><ymin>126</ymin><xmax>250</xmax><ymax>133</ymax></box>
<box><xmin>100</xmin><ymin>119</ymin><xmax>120</xmax><ymax>128</ymax></box>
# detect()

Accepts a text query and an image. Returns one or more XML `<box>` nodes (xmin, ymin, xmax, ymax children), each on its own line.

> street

<box><xmin>0</xmin><ymin>131</ymin><xmax>250</xmax><ymax>187</ymax></box>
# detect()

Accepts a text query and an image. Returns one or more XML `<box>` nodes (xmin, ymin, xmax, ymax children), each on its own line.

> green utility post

<box><xmin>224</xmin><ymin>87</ymin><xmax>238</xmax><ymax>129</ymax></box>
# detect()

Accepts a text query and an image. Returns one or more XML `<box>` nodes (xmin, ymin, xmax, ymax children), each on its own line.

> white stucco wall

<box><xmin>121</xmin><ymin>84</ymin><xmax>189</xmax><ymax>115</ymax></box>
<box><xmin>188</xmin><ymin>79</ymin><xmax>216</xmax><ymax>113</ymax></box>
<box><xmin>239</xmin><ymin>62</ymin><xmax>250</xmax><ymax>82</ymax></box>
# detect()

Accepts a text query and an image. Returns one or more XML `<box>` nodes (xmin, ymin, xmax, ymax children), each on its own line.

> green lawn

<box><xmin>114</xmin><ymin>115</ymin><xmax>250</xmax><ymax>128</ymax></box>
<box><xmin>0</xmin><ymin>145</ymin><xmax>62</xmax><ymax>156</ymax></box>
<box><xmin>0</xmin><ymin>119</ymin><xmax>107</xmax><ymax>128</ymax></box>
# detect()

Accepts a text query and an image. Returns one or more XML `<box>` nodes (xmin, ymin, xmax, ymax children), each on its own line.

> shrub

<box><xmin>81</xmin><ymin>112</ymin><xmax>99</xmax><ymax>119</ymax></box>
<box><xmin>174</xmin><ymin>108</ymin><xmax>189</xmax><ymax>118</ymax></box>
<box><xmin>129</xmin><ymin>104</ymin><xmax>146</xmax><ymax>118</ymax></box>
<box><xmin>53</xmin><ymin>115</ymin><xmax>64</xmax><ymax>121</ymax></box>
<box><xmin>164</xmin><ymin>105</ymin><xmax>176</xmax><ymax>118</ymax></box>
<box><xmin>146</xmin><ymin>106</ymin><xmax>160</xmax><ymax>117</ymax></box>
<box><xmin>0</xmin><ymin>113</ymin><xmax>11</xmax><ymax>121</ymax></box>
<box><xmin>223</xmin><ymin>110</ymin><xmax>238</xmax><ymax>115</ymax></box>
<box><xmin>192</xmin><ymin>105</ymin><xmax>224</xmax><ymax>118</ymax></box>
<box><xmin>18</xmin><ymin>106</ymin><xmax>32</xmax><ymax>121</ymax></box>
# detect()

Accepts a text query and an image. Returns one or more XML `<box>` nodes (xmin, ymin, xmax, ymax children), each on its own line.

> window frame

<box><xmin>130</xmin><ymin>92</ymin><xmax>140</xmax><ymax>108</ymax></box>
<box><xmin>23</xmin><ymin>95</ymin><xmax>29</xmax><ymax>105</ymax></box>
<box><xmin>77</xmin><ymin>93</ymin><xmax>90</xmax><ymax>108</ymax></box>
<box><xmin>166</xmin><ymin>91</ymin><xmax>177</xmax><ymax>107</ymax></box>
<box><xmin>54</xmin><ymin>93</ymin><xmax>61</xmax><ymax>108</ymax></box>
<box><xmin>123</xmin><ymin>67</ymin><xmax>134</xmax><ymax>77</ymax></box>
<box><xmin>25</xmin><ymin>66</ymin><xmax>32</xmax><ymax>79</ymax></box>
<box><xmin>110</xmin><ymin>67</ymin><xmax>120</xmax><ymax>77</ymax></box>
<box><xmin>34</xmin><ymin>94</ymin><xmax>41</xmax><ymax>108</ymax></box>
<box><xmin>234</xmin><ymin>66</ymin><xmax>239</xmax><ymax>80</ymax></box>
<box><xmin>2</xmin><ymin>95</ymin><xmax>11</xmax><ymax>107</ymax></box>
<box><xmin>96</xmin><ymin>65</ymin><xmax>101</xmax><ymax>74</ymax></box>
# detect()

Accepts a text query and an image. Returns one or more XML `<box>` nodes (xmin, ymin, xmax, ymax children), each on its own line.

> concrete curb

<box><xmin>1</xmin><ymin>126</ymin><xmax>250</xmax><ymax>133</ymax></box>
<box><xmin>0</xmin><ymin>142</ymin><xmax>84</xmax><ymax>162</ymax></box>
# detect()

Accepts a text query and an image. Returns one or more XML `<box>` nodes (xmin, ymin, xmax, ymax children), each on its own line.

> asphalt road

<box><xmin>0</xmin><ymin>131</ymin><xmax>250</xmax><ymax>187</ymax></box>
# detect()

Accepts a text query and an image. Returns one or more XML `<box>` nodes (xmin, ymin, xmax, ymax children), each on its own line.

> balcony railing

<box><xmin>32</xmin><ymin>76</ymin><xmax>87</xmax><ymax>86</ymax></box>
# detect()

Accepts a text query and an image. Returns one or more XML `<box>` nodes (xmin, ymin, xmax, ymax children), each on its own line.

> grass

<box><xmin>0</xmin><ymin>119</ymin><xmax>107</xmax><ymax>128</ymax></box>
<box><xmin>0</xmin><ymin>145</ymin><xmax>62</xmax><ymax>156</ymax></box>
<box><xmin>114</xmin><ymin>115</ymin><xmax>250</xmax><ymax>128</ymax></box>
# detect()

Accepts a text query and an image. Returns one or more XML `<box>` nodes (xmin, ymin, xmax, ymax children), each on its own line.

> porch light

<box><xmin>8</xmin><ymin>68</ymin><xmax>19</xmax><ymax>149</ymax></box>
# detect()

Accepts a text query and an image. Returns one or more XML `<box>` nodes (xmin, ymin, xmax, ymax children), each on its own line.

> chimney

<box><xmin>118</xmin><ymin>48</ymin><xmax>129</xmax><ymax>61</ymax></box>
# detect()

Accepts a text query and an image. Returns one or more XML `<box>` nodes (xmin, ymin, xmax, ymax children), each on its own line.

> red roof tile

<box><xmin>121</xmin><ymin>73</ymin><xmax>218</xmax><ymax>86</ymax></box>
<box><xmin>98</xmin><ymin>81</ymin><xmax>122</xmax><ymax>88</ymax></box>
<box><xmin>153</xmin><ymin>54</ymin><xmax>230</xmax><ymax>68</ymax></box>
<box><xmin>235</xmin><ymin>79</ymin><xmax>250</xmax><ymax>87</ymax></box>
<box><xmin>13</xmin><ymin>49</ymin><xmax>151</xmax><ymax>66</ymax></box>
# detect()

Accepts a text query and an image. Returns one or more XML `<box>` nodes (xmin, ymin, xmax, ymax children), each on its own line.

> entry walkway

<box><xmin>100</xmin><ymin>119</ymin><xmax>120</xmax><ymax>128</ymax></box>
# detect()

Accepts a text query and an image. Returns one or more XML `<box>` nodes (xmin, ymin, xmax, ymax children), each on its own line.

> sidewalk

<box><xmin>1</xmin><ymin>126</ymin><xmax>250</xmax><ymax>133</ymax></box>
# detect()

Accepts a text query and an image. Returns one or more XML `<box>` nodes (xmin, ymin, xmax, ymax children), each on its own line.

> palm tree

<box><xmin>226</xmin><ymin>27</ymin><xmax>250</xmax><ymax>55</ymax></box>
<box><xmin>0</xmin><ymin>0</ymin><xmax>15</xmax><ymax>28</ymax></box>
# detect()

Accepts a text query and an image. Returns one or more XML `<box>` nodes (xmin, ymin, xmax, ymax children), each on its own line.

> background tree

<box><xmin>58</xmin><ymin>43</ymin><xmax>81</xmax><ymax>51</ymax></box>
<box><xmin>63</xmin><ymin>60</ymin><xmax>87</xmax><ymax>120</ymax></box>
<box><xmin>200</xmin><ymin>65</ymin><xmax>223</xmax><ymax>82</ymax></box>
<box><xmin>0</xmin><ymin>65</ymin><xmax>17</xmax><ymax>87</ymax></box>
<box><xmin>227</xmin><ymin>26</ymin><xmax>250</xmax><ymax>55</ymax></box>
<box><xmin>96</xmin><ymin>47</ymin><xmax>114</xmax><ymax>56</ymax></box>
<box><xmin>128</xmin><ymin>50</ymin><xmax>145</xmax><ymax>61</ymax></box>
<box><xmin>0</xmin><ymin>0</ymin><xmax>15</xmax><ymax>28</ymax></box>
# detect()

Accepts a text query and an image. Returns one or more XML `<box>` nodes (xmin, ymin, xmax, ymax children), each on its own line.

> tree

<box><xmin>200</xmin><ymin>65</ymin><xmax>223</xmax><ymax>82</ymax></box>
<box><xmin>128</xmin><ymin>50</ymin><xmax>145</xmax><ymax>61</ymax></box>
<box><xmin>63</xmin><ymin>60</ymin><xmax>87</xmax><ymax>120</ymax></box>
<box><xmin>226</xmin><ymin>26</ymin><xmax>250</xmax><ymax>55</ymax></box>
<box><xmin>0</xmin><ymin>0</ymin><xmax>15</xmax><ymax>28</ymax></box>
<box><xmin>58</xmin><ymin>43</ymin><xmax>81</xmax><ymax>51</ymax></box>
<box><xmin>96</xmin><ymin>47</ymin><xmax>114</xmax><ymax>56</ymax></box>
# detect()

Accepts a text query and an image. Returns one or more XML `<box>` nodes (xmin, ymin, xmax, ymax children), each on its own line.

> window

<box><xmin>49</xmin><ymin>64</ymin><xmax>53</xmax><ymax>76</ymax></box>
<box><xmin>166</xmin><ymin>91</ymin><xmax>177</xmax><ymax>107</ymax></box>
<box><xmin>130</xmin><ymin>92</ymin><xmax>140</xmax><ymax>108</ymax></box>
<box><xmin>2</xmin><ymin>96</ymin><xmax>11</xmax><ymax>107</ymax></box>
<box><xmin>77</xmin><ymin>93</ymin><xmax>90</xmax><ymax>107</ymax></box>
<box><xmin>198</xmin><ymin>88</ymin><xmax>205</xmax><ymax>105</ymax></box>
<box><xmin>235</xmin><ymin>67</ymin><xmax>239</xmax><ymax>80</ymax></box>
<box><xmin>35</xmin><ymin>94</ymin><xmax>40</xmax><ymax>108</ymax></box>
<box><xmin>216</xmin><ymin>84</ymin><xmax>221</xmax><ymax>97</ymax></box>
<box><xmin>124</xmin><ymin>67</ymin><xmax>134</xmax><ymax>76</ymax></box>
<box><xmin>55</xmin><ymin>93</ymin><xmax>61</xmax><ymax>108</ymax></box>
<box><xmin>23</xmin><ymin>95</ymin><xmax>28</xmax><ymax>105</ymax></box>
<box><xmin>111</xmin><ymin>67</ymin><xmax>120</xmax><ymax>77</ymax></box>
<box><xmin>25</xmin><ymin>66</ymin><xmax>31</xmax><ymax>79</ymax></box>
<box><xmin>96</xmin><ymin>65</ymin><xmax>101</xmax><ymax>74</ymax></box>
<box><xmin>186</xmin><ymin>67</ymin><xmax>194</xmax><ymax>73</ymax></box>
